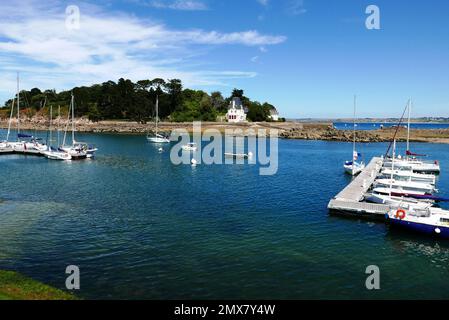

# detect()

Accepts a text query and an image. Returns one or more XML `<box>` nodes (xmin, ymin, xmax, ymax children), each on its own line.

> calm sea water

<box><xmin>1</xmin><ymin>129</ymin><xmax>449</xmax><ymax>299</ymax></box>
<box><xmin>334</xmin><ymin>122</ymin><xmax>449</xmax><ymax>131</ymax></box>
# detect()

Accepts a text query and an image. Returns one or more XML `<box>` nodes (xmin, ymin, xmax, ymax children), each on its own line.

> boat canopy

<box><xmin>406</xmin><ymin>150</ymin><xmax>427</xmax><ymax>157</ymax></box>
<box><xmin>18</xmin><ymin>133</ymin><xmax>32</xmax><ymax>138</ymax></box>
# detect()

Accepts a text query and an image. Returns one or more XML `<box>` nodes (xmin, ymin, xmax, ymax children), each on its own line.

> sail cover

<box><xmin>406</xmin><ymin>150</ymin><xmax>427</xmax><ymax>157</ymax></box>
<box><xmin>18</xmin><ymin>134</ymin><xmax>32</xmax><ymax>138</ymax></box>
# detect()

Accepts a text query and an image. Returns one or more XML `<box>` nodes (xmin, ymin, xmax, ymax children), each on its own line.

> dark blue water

<box><xmin>1</xmin><ymin>129</ymin><xmax>449</xmax><ymax>299</ymax></box>
<box><xmin>334</xmin><ymin>122</ymin><xmax>449</xmax><ymax>131</ymax></box>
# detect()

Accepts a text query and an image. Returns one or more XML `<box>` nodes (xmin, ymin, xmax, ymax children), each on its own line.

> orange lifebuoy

<box><xmin>395</xmin><ymin>209</ymin><xmax>406</xmax><ymax>220</ymax></box>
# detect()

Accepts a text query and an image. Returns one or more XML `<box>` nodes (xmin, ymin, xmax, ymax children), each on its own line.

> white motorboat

<box><xmin>344</xmin><ymin>95</ymin><xmax>365</xmax><ymax>176</ymax></box>
<box><xmin>374</xmin><ymin>178</ymin><xmax>436</xmax><ymax>194</ymax></box>
<box><xmin>380</xmin><ymin>168</ymin><xmax>436</xmax><ymax>185</ymax></box>
<box><xmin>147</xmin><ymin>95</ymin><xmax>170</xmax><ymax>144</ymax></box>
<box><xmin>182</xmin><ymin>143</ymin><xmax>198</xmax><ymax>151</ymax></box>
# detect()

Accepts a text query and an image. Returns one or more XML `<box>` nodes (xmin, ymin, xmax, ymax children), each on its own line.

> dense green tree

<box><xmin>0</xmin><ymin>78</ymin><xmax>277</xmax><ymax>123</ymax></box>
<box><xmin>211</xmin><ymin>91</ymin><xmax>226</xmax><ymax>113</ymax></box>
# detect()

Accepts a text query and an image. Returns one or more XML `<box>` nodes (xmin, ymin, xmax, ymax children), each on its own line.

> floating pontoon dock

<box><xmin>328</xmin><ymin>157</ymin><xmax>391</xmax><ymax>218</ymax></box>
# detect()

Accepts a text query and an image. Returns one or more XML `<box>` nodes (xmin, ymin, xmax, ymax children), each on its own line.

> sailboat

<box><xmin>147</xmin><ymin>96</ymin><xmax>170</xmax><ymax>143</ymax></box>
<box><xmin>387</xmin><ymin>206</ymin><xmax>449</xmax><ymax>239</ymax></box>
<box><xmin>10</xmin><ymin>72</ymin><xmax>47</xmax><ymax>155</ymax></box>
<box><xmin>374</xmin><ymin>178</ymin><xmax>436</xmax><ymax>194</ymax></box>
<box><xmin>380</xmin><ymin>168</ymin><xmax>436</xmax><ymax>185</ymax></box>
<box><xmin>344</xmin><ymin>95</ymin><xmax>365</xmax><ymax>175</ymax></box>
<box><xmin>42</xmin><ymin>105</ymin><xmax>72</xmax><ymax>161</ymax></box>
<box><xmin>59</xmin><ymin>93</ymin><xmax>88</xmax><ymax>160</ymax></box>
<box><xmin>387</xmin><ymin>99</ymin><xmax>440</xmax><ymax>173</ymax></box>
<box><xmin>0</xmin><ymin>95</ymin><xmax>15</xmax><ymax>153</ymax></box>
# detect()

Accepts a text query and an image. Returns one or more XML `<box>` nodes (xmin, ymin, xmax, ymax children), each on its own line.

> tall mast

<box><xmin>155</xmin><ymin>95</ymin><xmax>159</xmax><ymax>136</ymax></box>
<box><xmin>71</xmin><ymin>93</ymin><xmax>75</xmax><ymax>144</ymax></box>
<box><xmin>57</xmin><ymin>105</ymin><xmax>61</xmax><ymax>147</ymax></box>
<box><xmin>406</xmin><ymin>98</ymin><xmax>411</xmax><ymax>156</ymax></box>
<box><xmin>62</xmin><ymin>98</ymin><xmax>71</xmax><ymax>147</ymax></box>
<box><xmin>390</xmin><ymin>139</ymin><xmax>396</xmax><ymax>196</ymax></box>
<box><xmin>352</xmin><ymin>95</ymin><xmax>357</xmax><ymax>173</ymax></box>
<box><xmin>6</xmin><ymin>98</ymin><xmax>15</xmax><ymax>142</ymax></box>
<box><xmin>49</xmin><ymin>104</ymin><xmax>53</xmax><ymax>151</ymax></box>
<box><xmin>17</xmin><ymin>72</ymin><xmax>20</xmax><ymax>135</ymax></box>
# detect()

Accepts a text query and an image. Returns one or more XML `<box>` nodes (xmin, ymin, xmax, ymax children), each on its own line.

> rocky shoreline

<box><xmin>1</xmin><ymin>117</ymin><xmax>449</xmax><ymax>144</ymax></box>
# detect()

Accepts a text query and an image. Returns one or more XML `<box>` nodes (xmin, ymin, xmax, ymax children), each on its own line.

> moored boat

<box><xmin>373</xmin><ymin>186</ymin><xmax>427</xmax><ymax>198</ymax></box>
<box><xmin>147</xmin><ymin>96</ymin><xmax>170</xmax><ymax>144</ymax></box>
<box><xmin>42</xmin><ymin>105</ymin><xmax>72</xmax><ymax>161</ymax></box>
<box><xmin>59</xmin><ymin>93</ymin><xmax>90</xmax><ymax>160</ymax></box>
<box><xmin>374</xmin><ymin>178</ymin><xmax>436</xmax><ymax>194</ymax></box>
<box><xmin>344</xmin><ymin>95</ymin><xmax>365</xmax><ymax>176</ymax></box>
<box><xmin>380</xmin><ymin>168</ymin><xmax>436</xmax><ymax>185</ymax></box>
<box><xmin>182</xmin><ymin>142</ymin><xmax>198</xmax><ymax>151</ymax></box>
<box><xmin>365</xmin><ymin>192</ymin><xmax>434</xmax><ymax>210</ymax></box>
<box><xmin>387</xmin><ymin>207</ymin><xmax>449</xmax><ymax>238</ymax></box>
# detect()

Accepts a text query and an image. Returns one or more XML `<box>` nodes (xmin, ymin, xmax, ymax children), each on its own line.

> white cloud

<box><xmin>257</xmin><ymin>0</ymin><xmax>269</xmax><ymax>6</ymax></box>
<box><xmin>0</xmin><ymin>1</ymin><xmax>286</xmax><ymax>100</ymax></box>
<box><xmin>288</xmin><ymin>0</ymin><xmax>307</xmax><ymax>15</ymax></box>
<box><xmin>144</xmin><ymin>0</ymin><xmax>208</xmax><ymax>11</ymax></box>
<box><xmin>251</xmin><ymin>56</ymin><xmax>259</xmax><ymax>63</ymax></box>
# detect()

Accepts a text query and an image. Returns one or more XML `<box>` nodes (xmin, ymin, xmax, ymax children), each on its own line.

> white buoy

<box><xmin>435</xmin><ymin>228</ymin><xmax>441</xmax><ymax>234</ymax></box>
<box><xmin>191</xmin><ymin>158</ymin><xmax>197</xmax><ymax>166</ymax></box>
<box><xmin>158</xmin><ymin>147</ymin><xmax>163</xmax><ymax>152</ymax></box>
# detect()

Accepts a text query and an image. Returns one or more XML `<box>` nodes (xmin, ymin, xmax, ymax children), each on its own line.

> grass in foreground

<box><xmin>0</xmin><ymin>270</ymin><xmax>77</xmax><ymax>300</ymax></box>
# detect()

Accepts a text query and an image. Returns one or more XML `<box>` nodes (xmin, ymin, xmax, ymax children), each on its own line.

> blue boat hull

<box><xmin>389</xmin><ymin>218</ymin><xmax>449</xmax><ymax>239</ymax></box>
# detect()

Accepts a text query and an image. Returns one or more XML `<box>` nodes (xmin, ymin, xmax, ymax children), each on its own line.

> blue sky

<box><xmin>0</xmin><ymin>0</ymin><xmax>448</xmax><ymax>118</ymax></box>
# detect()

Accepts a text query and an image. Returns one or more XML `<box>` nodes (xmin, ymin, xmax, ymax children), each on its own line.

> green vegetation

<box><xmin>1</xmin><ymin>78</ymin><xmax>279</xmax><ymax>123</ymax></box>
<box><xmin>0</xmin><ymin>270</ymin><xmax>77</xmax><ymax>300</ymax></box>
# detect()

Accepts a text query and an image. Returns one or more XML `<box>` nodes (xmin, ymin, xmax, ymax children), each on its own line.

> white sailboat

<box><xmin>384</xmin><ymin>99</ymin><xmax>440</xmax><ymax>173</ymax></box>
<box><xmin>344</xmin><ymin>95</ymin><xmax>365</xmax><ymax>175</ymax></box>
<box><xmin>10</xmin><ymin>73</ymin><xmax>47</xmax><ymax>154</ymax></box>
<box><xmin>42</xmin><ymin>105</ymin><xmax>72</xmax><ymax>161</ymax></box>
<box><xmin>147</xmin><ymin>96</ymin><xmax>170</xmax><ymax>143</ymax></box>
<box><xmin>365</xmin><ymin>192</ymin><xmax>433</xmax><ymax>210</ymax></box>
<box><xmin>387</xmin><ymin>206</ymin><xmax>449</xmax><ymax>238</ymax></box>
<box><xmin>373</xmin><ymin>140</ymin><xmax>434</xmax><ymax>198</ymax></box>
<box><xmin>0</xmin><ymin>95</ymin><xmax>15</xmax><ymax>153</ymax></box>
<box><xmin>380</xmin><ymin>168</ymin><xmax>436</xmax><ymax>185</ymax></box>
<box><xmin>383</xmin><ymin>158</ymin><xmax>440</xmax><ymax>173</ymax></box>
<box><xmin>59</xmin><ymin>93</ymin><xmax>88</xmax><ymax>160</ymax></box>
<box><xmin>374</xmin><ymin>178</ymin><xmax>436</xmax><ymax>194</ymax></box>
